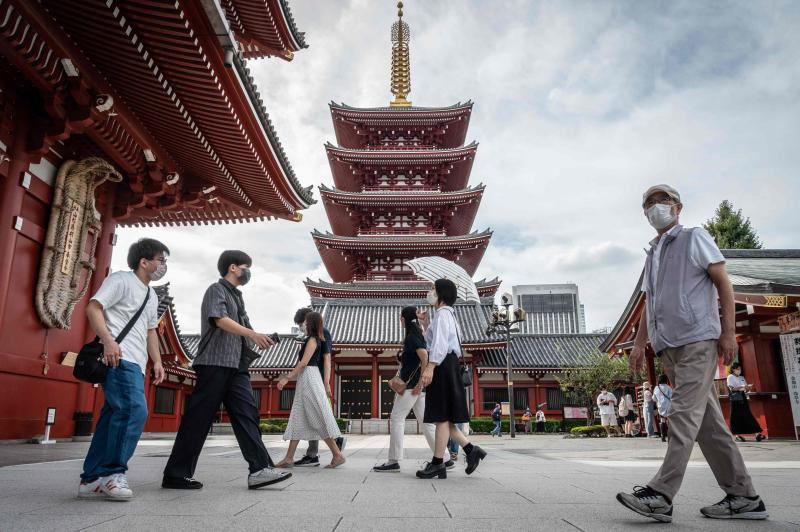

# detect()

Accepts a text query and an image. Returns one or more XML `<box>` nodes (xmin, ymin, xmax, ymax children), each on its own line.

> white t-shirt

<box><xmin>654</xmin><ymin>384</ymin><xmax>673</xmax><ymax>417</ymax></box>
<box><xmin>642</xmin><ymin>226</ymin><xmax>725</xmax><ymax>292</ymax></box>
<box><xmin>596</xmin><ymin>392</ymin><xmax>617</xmax><ymax>417</ymax></box>
<box><xmin>536</xmin><ymin>411</ymin><xmax>546</xmax><ymax>422</ymax></box>
<box><xmin>727</xmin><ymin>374</ymin><xmax>747</xmax><ymax>390</ymax></box>
<box><xmin>91</xmin><ymin>271</ymin><xmax>159</xmax><ymax>373</ymax></box>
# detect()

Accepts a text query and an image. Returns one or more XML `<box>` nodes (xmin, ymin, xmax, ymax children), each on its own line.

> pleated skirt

<box><xmin>283</xmin><ymin>367</ymin><xmax>341</xmax><ymax>441</ymax></box>
<box><xmin>423</xmin><ymin>352</ymin><xmax>470</xmax><ymax>424</ymax></box>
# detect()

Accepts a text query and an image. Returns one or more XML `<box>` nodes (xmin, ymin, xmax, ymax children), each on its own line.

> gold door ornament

<box><xmin>35</xmin><ymin>158</ymin><xmax>122</xmax><ymax>329</ymax></box>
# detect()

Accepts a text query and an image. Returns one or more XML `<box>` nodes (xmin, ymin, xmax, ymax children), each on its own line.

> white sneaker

<box><xmin>99</xmin><ymin>473</ymin><xmax>133</xmax><ymax>500</ymax></box>
<box><xmin>248</xmin><ymin>467</ymin><xmax>291</xmax><ymax>489</ymax></box>
<box><xmin>77</xmin><ymin>478</ymin><xmax>104</xmax><ymax>499</ymax></box>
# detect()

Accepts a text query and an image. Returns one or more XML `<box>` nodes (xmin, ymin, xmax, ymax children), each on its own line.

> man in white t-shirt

<box><xmin>78</xmin><ymin>238</ymin><xmax>168</xmax><ymax>501</ymax></box>
<box><xmin>597</xmin><ymin>388</ymin><xmax>618</xmax><ymax>426</ymax></box>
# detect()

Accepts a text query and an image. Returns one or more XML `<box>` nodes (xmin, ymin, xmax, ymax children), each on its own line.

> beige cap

<box><xmin>642</xmin><ymin>184</ymin><xmax>681</xmax><ymax>207</ymax></box>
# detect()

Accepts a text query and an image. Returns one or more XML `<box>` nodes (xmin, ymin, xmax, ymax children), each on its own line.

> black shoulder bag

<box><xmin>74</xmin><ymin>288</ymin><xmax>151</xmax><ymax>384</ymax></box>
<box><xmin>217</xmin><ymin>282</ymin><xmax>261</xmax><ymax>370</ymax></box>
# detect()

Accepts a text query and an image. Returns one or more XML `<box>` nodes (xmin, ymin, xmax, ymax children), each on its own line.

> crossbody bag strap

<box><xmin>441</xmin><ymin>306</ymin><xmax>464</xmax><ymax>357</ymax></box>
<box><xmin>114</xmin><ymin>287</ymin><xmax>151</xmax><ymax>344</ymax></box>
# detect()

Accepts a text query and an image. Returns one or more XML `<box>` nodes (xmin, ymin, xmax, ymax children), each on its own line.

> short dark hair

<box><xmin>127</xmin><ymin>238</ymin><xmax>169</xmax><ymax>270</ymax></box>
<box><xmin>294</xmin><ymin>307</ymin><xmax>312</xmax><ymax>325</ymax></box>
<box><xmin>657</xmin><ymin>374</ymin><xmax>669</xmax><ymax>385</ymax></box>
<box><xmin>730</xmin><ymin>362</ymin><xmax>741</xmax><ymax>371</ymax></box>
<box><xmin>434</xmin><ymin>278</ymin><xmax>458</xmax><ymax>306</ymax></box>
<box><xmin>217</xmin><ymin>250</ymin><xmax>252</xmax><ymax>277</ymax></box>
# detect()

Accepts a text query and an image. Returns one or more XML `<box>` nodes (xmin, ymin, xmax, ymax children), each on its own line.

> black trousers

<box><xmin>164</xmin><ymin>365</ymin><xmax>273</xmax><ymax>478</ymax></box>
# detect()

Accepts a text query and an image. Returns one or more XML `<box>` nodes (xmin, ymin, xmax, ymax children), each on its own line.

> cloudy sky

<box><xmin>114</xmin><ymin>0</ymin><xmax>800</xmax><ymax>335</ymax></box>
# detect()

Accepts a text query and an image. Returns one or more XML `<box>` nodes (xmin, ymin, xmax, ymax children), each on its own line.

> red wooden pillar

<box><xmin>472</xmin><ymin>362</ymin><xmax>480</xmax><ymax>415</ymax></box>
<box><xmin>0</xmin><ymin>90</ymin><xmax>30</xmax><ymax>329</ymax></box>
<box><xmin>644</xmin><ymin>346</ymin><xmax>657</xmax><ymax>386</ymax></box>
<box><xmin>369</xmin><ymin>350</ymin><xmax>381</xmax><ymax>418</ymax></box>
<box><xmin>266</xmin><ymin>378</ymin><xmax>274</xmax><ymax>417</ymax></box>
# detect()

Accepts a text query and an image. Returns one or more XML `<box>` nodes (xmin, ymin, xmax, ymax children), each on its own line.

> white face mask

<box><xmin>646</xmin><ymin>203</ymin><xmax>675</xmax><ymax>229</ymax></box>
<box><xmin>426</xmin><ymin>289</ymin><xmax>438</xmax><ymax>306</ymax></box>
<box><xmin>150</xmin><ymin>263</ymin><xmax>167</xmax><ymax>282</ymax></box>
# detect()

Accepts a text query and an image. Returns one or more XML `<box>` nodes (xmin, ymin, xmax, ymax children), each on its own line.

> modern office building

<box><xmin>512</xmin><ymin>284</ymin><xmax>586</xmax><ymax>334</ymax></box>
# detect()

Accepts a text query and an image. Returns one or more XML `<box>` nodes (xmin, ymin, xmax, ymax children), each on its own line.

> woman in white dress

<box><xmin>275</xmin><ymin>312</ymin><xmax>345</xmax><ymax>469</ymax></box>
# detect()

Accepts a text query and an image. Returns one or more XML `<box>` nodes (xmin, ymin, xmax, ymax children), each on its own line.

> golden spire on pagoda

<box><xmin>390</xmin><ymin>1</ymin><xmax>412</xmax><ymax>107</ymax></box>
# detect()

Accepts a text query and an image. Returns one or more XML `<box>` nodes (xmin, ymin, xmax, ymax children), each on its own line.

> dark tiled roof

<box><xmin>479</xmin><ymin>334</ymin><xmax>606</xmax><ymax>369</ymax></box>
<box><xmin>722</xmin><ymin>249</ymin><xmax>800</xmax><ymax>292</ymax></box>
<box><xmin>152</xmin><ymin>283</ymin><xmax>195</xmax><ymax>358</ymax></box>
<box><xmin>310</xmin><ymin>301</ymin><xmax>497</xmax><ymax>346</ymax></box>
<box><xmin>278</xmin><ymin>0</ymin><xmax>308</xmax><ymax>49</ymax></box>
<box><xmin>181</xmin><ymin>333</ymin><xmax>302</xmax><ymax>370</ymax></box>
<box><xmin>233</xmin><ymin>54</ymin><xmax>314</xmax><ymax>207</ymax></box>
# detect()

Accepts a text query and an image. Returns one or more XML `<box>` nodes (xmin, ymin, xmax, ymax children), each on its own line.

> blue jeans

<box><xmin>447</xmin><ymin>423</ymin><xmax>466</xmax><ymax>454</ymax></box>
<box><xmin>491</xmin><ymin>420</ymin><xmax>501</xmax><ymax>435</ymax></box>
<box><xmin>81</xmin><ymin>360</ymin><xmax>148</xmax><ymax>482</ymax></box>
<box><xmin>645</xmin><ymin>404</ymin><xmax>656</xmax><ymax>436</ymax></box>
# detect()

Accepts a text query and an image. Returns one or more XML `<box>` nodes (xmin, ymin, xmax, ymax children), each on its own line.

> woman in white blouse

<box><xmin>727</xmin><ymin>362</ymin><xmax>764</xmax><ymax>442</ymax></box>
<box><xmin>416</xmin><ymin>279</ymin><xmax>486</xmax><ymax>479</ymax></box>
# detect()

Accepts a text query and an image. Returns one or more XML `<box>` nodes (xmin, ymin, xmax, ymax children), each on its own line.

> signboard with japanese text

<box><xmin>779</xmin><ymin>332</ymin><xmax>800</xmax><ymax>439</ymax></box>
<box><xmin>563</xmin><ymin>406</ymin><xmax>588</xmax><ymax>419</ymax></box>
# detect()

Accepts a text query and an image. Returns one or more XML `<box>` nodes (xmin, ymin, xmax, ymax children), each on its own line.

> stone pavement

<box><xmin>0</xmin><ymin>434</ymin><xmax>799</xmax><ymax>531</ymax></box>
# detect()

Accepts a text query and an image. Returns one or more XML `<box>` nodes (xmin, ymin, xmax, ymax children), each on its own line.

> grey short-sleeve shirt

<box><xmin>192</xmin><ymin>279</ymin><xmax>250</xmax><ymax>369</ymax></box>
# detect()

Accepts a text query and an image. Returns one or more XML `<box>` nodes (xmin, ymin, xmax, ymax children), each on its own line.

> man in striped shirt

<box><xmin>162</xmin><ymin>250</ymin><xmax>290</xmax><ymax>490</ymax></box>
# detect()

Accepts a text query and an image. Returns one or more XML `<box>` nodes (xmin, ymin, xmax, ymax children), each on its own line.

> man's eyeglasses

<box><xmin>151</xmin><ymin>257</ymin><xmax>168</xmax><ymax>264</ymax></box>
<box><xmin>643</xmin><ymin>196</ymin><xmax>675</xmax><ymax>209</ymax></box>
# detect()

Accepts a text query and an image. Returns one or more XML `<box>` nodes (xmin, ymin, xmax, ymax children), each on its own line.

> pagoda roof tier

<box><xmin>319</xmin><ymin>184</ymin><xmax>485</xmax><ymax>237</ymax></box>
<box><xmin>325</xmin><ymin>143</ymin><xmax>477</xmax><ymax>192</ymax></box>
<box><xmin>222</xmin><ymin>0</ymin><xmax>308</xmax><ymax>61</ymax></box>
<box><xmin>304</xmin><ymin>277</ymin><xmax>501</xmax><ymax>300</ymax></box>
<box><xmin>311</xmin><ymin>230</ymin><xmax>492</xmax><ymax>282</ymax></box>
<box><xmin>25</xmin><ymin>0</ymin><xmax>313</xmax><ymax>224</ymax></box>
<box><xmin>329</xmin><ymin>101</ymin><xmax>473</xmax><ymax>149</ymax></box>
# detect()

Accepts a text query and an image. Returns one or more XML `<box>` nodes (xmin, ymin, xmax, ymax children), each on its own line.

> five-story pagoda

<box><xmin>305</xmin><ymin>3</ymin><xmax>502</xmax><ymax>421</ymax></box>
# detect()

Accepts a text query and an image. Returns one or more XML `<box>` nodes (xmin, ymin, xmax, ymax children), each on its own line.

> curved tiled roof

<box><xmin>181</xmin><ymin>333</ymin><xmax>301</xmax><ymax>370</ymax></box>
<box><xmin>478</xmin><ymin>334</ymin><xmax>607</xmax><ymax>370</ymax></box>
<box><xmin>330</xmin><ymin>101</ymin><xmax>473</xmax><ymax>112</ymax></box>
<box><xmin>152</xmin><ymin>283</ymin><xmax>195</xmax><ymax>359</ymax></box>
<box><xmin>310</xmin><ymin>301</ymin><xmax>498</xmax><ymax>347</ymax></box>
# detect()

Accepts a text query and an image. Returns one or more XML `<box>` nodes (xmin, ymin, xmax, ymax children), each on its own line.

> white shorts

<box><xmin>600</xmin><ymin>414</ymin><xmax>617</xmax><ymax>427</ymax></box>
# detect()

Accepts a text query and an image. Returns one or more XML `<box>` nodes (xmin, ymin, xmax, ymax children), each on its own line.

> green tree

<box><xmin>556</xmin><ymin>350</ymin><xmax>641</xmax><ymax>426</ymax></box>
<box><xmin>703</xmin><ymin>200</ymin><xmax>762</xmax><ymax>249</ymax></box>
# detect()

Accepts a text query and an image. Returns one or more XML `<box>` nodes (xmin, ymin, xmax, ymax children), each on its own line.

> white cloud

<box><xmin>112</xmin><ymin>0</ymin><xmax>800</xmax><ymax>334</ymax></box>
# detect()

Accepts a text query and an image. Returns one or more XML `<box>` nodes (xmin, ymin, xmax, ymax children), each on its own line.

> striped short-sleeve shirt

<box><xmin>193</xmin><ymin>279</ymin><xmax>251</xmax><ymax>369</ymax></box>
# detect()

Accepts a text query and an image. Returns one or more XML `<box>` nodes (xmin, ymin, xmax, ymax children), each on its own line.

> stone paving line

<box><xmin>0</xmin><ymin>435</ymin><xmax>798</xmax><ymax>531</ymax></box>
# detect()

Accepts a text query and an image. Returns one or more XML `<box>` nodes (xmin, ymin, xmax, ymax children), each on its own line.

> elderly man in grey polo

<box><xmin>615</xmin><ymin>185</ymin><xmax>768</xmax><ymax>523</ymax></box>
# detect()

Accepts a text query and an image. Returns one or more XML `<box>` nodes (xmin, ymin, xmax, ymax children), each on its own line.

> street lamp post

<box><xmin>486</xmin><ymin>294</ymin><xmax>526</xmax><ymax>438</ymax></box>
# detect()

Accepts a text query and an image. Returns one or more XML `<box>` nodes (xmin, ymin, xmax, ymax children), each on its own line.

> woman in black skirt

<box><xmin>727</xmin><ymin>362</ymin><xmax>765</xmax><ymax>442</ymax></box>
<box><xmin>416</xmin><ymin>279</ymin><xmax>486</xmax><ymax>479</ymax></box>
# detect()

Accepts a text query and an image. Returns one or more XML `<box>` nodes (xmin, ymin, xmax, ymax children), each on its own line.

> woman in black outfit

<box><xmin>727</xmin><ymin>362</ymin><xmax>765</xmax><ymax>442</ymax></box>
<box><xmin>416</xmin><ymin>279</ymin><xmax>486</xmax><ymax>479</ymax></box>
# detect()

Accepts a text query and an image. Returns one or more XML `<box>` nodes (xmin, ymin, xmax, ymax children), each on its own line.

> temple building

<box><xmin>285</xmin><ymin>3</ymin><xmax>604</xmax><ymax>422</ymax></box>
<box><xmin>602</xmin><ymin>249</ymin><xmax>800</xmax><ymax>439</ymax></box>
<box><xmin>0</xmin><ymin>0</ymin><xmax>313</xmax><ymax>439</ymax></box>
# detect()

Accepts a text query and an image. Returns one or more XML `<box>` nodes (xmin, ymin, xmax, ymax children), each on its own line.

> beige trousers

<box><xmin>648</xmin><ymin>340</ymin><xmax>756</xmax><ymax>500</ymax></box>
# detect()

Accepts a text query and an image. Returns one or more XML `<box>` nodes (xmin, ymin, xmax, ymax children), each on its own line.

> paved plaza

<box><xmin>0</xmin><ymin>434</ymin><xmax>798</xmax><ymax>531</ymax></box>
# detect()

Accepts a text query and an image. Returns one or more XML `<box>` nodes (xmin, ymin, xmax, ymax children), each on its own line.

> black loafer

<box><xmin>162</xmin><ymin>476</ymin><xmax>203</xmax><ymax>489</ymax></box>
<box><xmin>465</xmin><ymin>445</ymin><xmax>486</xmax><ymax>475</ymax></box>
<box><xmin>416</xmin><ymin>461</ymin><xmax>447</xmax><ymax>479</ymax></box>
<box><xmin>445</xmin><ymin>460</ymin><xmax>455</xmax><ymax>470</ymax></box>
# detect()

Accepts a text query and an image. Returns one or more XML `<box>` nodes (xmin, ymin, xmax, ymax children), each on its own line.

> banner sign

<box><xmin>563</xmin><ymin>406</ymin><xmax>588</xmax><ymax>419</ymax></box>
<box><xmin>779</xmin><ymin>332</ymin><xmax>800</xmax><ymax>439</ymax></box>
